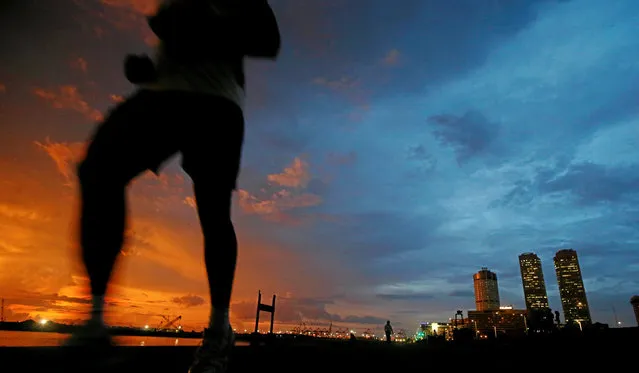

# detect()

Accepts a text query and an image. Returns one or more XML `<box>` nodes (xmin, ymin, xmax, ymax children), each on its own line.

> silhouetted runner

<box><xmin>63</xmin><ymin>1</ymin><xmax>280</xmax><ymax>372</ymax></box>
<box><xmin>384</xmin><ymin>320</ymin><xmax>393</xmax><ymax>343</ymax></box>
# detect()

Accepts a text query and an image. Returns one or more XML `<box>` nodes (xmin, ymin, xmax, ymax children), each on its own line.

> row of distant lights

<box><xmin>38</xmin><ymin>320</ymin><xmax>405</xmax><ymax>339</ymax></box>
<box><xmin>143</xmin><ymin>324</ymin><xmax>182</xmax><ymax>331</ymax></box>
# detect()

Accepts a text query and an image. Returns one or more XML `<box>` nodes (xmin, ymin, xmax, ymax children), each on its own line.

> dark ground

<box><xmin>1</xmin><ymin>329</ymin><xmax>636</xmax><ymax>372</ymax></box>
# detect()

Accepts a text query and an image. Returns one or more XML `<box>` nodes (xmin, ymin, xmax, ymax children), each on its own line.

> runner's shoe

<box><xmin>188</xmin><ymin>326</ymin><xmax>235</xmax><ymax>373</ymax></box>
<box><xmin>61</xmin><ymin>321</ymin><xmax>124</xmax><ymax>372</ymax></box>
<box><xmin>63</xmin><ymin>320</ymin><xmax>113</xmax><ymax>348</ymax></box>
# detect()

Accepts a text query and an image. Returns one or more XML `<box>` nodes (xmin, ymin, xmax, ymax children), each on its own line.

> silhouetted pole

<box><xmin>254</xmin><ymin>291</ymin><xmax>262</xmax><ymax>333</ymax></box>
<box><xmin>270</xmin><ymin>294</ymin><xmax>276</xmax><ymax>334</ymax></box>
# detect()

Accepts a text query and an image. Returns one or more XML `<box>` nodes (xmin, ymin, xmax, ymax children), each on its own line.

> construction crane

<box><xmin>395</xmin><ymin>328</ymin><xmax>408</xmax><ymax>342</ymax></box>
<box><xmin>362</xmin><ymin>328</ymin><xmax>375</xmax><ymax>339</ymax></box>
<box><xmin>157</xmin><ymin>315</ymin><xmax>182</xmax><ymax>331</ymax></box>
<box><xmin>292</xmin><ymin>318</ymin><xmax>337</xmax><ymax>337</ymax></box>
<box><xmin>612</xmin><ymin>306</ymin><xmax>621</xmax><ymax>327</ymax></box>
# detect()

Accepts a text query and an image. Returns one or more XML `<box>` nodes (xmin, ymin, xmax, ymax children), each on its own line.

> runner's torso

<box><xmin>143</xmin><ymin>0</ymin><xmax>245</xmax><ymax>109</ymax></box>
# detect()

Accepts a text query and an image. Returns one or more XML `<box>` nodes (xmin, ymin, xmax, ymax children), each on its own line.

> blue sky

<box><xmin>236</xmin><ymin>0</ymin><xmax>639</xmax><ymax>327</ymax></box>
<box><xmin>0</xmin><ymin>0</ymin><xmax>637</xmax><ymax>331</ymax></box>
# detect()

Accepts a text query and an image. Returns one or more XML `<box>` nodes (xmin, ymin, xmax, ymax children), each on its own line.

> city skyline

<box><xmin>0</xmin><ymin>247</ymin><xmax>631</xmax><ymax>331</ymax></box>
<box><xmin>472</xmin><ymin>249</ymin><xmax>597</xmax><ymax>324</ymax></box>
<box><xmin>1</xmin><ymin>0</ymin><xmax>638</xmax><ymax>331</ymax></box>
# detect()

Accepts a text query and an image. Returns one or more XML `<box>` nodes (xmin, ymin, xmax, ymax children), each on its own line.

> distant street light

<box><xmin>520</xmin><ymin>314</ymin><xmax>528</xmax><ymax>333</ymax></box>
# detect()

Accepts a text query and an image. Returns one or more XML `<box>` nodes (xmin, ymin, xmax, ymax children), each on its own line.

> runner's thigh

<box><xmin>180</xmin><ymin>95</ymin><xmax>244</xmax><ymax>190</ymax></box>
<box><xmin>80</xmin><ymin>90</ymin><xmax>179</xmax><ymax>183</ymax></box>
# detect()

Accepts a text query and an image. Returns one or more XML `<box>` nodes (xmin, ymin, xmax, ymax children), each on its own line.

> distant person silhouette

<box><xmin>384</xmin><ymin>320</ymin><xmax>393</xmax><ymax>343</ymax></box>
<box><xmin>64</xmin><ymin>1</ymin><xmax>280</xmax><ymax>372</ymax></box>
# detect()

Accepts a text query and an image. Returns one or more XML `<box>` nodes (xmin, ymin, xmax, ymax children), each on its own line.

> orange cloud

<box><xmin>110</xmin><ymin>94</ymin><xmax>125</xmax><ymax>103</ymax></box>
<box><xmin>182</xmin><ymin>157</ymin><xmax>323</xmax><ymax>222</ymax></box>
<box><xmin>312</xmin><ymin>76</ymin><xmax>370</xmax><ymax>108</ymax></box>
<box><xmin>382</xmin><ymin>49</ymin><xmax>400</xmax><ymax>66</ymax></box>
<box><xmin>0</xmin><ymin>203</ymin><xmax>50</xmax><ymax>223</ymax></box>
<box><xmin>238</xmin><ymin>157</ymin><xmax>322</xmax><ymax>224</ymax></box>
<box><xmin>0</xmin><ymin>176</ymin><xmax>79</xmax><ymax>316</ymax></box>
<box><xmin>267</xmin><ymin>157</ymin><xmax>311</xmax><ymax>188</ymax></box>
<box><xmin>183</xmin><ymin>196</ymin><xmax>196</xmax><ymax>208</ymax></box>
<box><xmin>34</xmin><ymin>139</ymin><xmax>86</xmax><ymax>186</ymax></box>
<box><xmin>34</xmin><ymin>139</ymin><xmax>191</xmax><ymax>209</ymax></box>
<box><xmin>33</xmin><ymin>86</ymin><xmax>103</xmax><ymax>122</ymax></box>
<box><xmin>95</xmin><ymin>0</ymin><xmax>160</xmax><ymax>45</ymax></box>
<box><xmin>238</xmin><ymin>189</ymin><xmax>321</xmax><ymax>216</ymax></box>
<box><xmin>100</xmin><ymin>0</ymin><xmax>160</xmax><ymax>15</ymax></box>
<box><xmin>0</xmin><ymin>83</ymin><xmax>6</xmax><ymax>93</ymax></box>
<box><xmin>71</xmin><ymin>57</ymin><xmax>88</xmax><ymax>73</ymax></box>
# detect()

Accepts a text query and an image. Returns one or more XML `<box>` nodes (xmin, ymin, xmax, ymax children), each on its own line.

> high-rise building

<box><xmin>631</xmin><ymin>295</ymin><xmax>639</xmax><ymax>327</ymax></box>
<box><xmin>553</xmin><ymin>249</ymin><xmax>591</xmax><ymax>324</ymax></box>
<box><xmin>519</xmin><ymin>253</ymin><xmax>549</xmax><ymax>311</ymax></box>
<box><xmin>474</xmin><ymin>267</ymin><xmax>500</xmax><ymax>311</ymax></box>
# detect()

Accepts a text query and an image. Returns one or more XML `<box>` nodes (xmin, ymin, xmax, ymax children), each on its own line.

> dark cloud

<box><xmin>232</xmin><ymin>296</ymin><xmax>335</xmax><ymax>324</ymax></box>
<box><xmin>495</xmin><ymin>162</ymin><xmax>639</xmax><ymax>208</ymax></box>
<box><xmin>3</xmin><ymin>292</ymin><xmax>95</xmax><ymax>321</ymax></box>
<box><xmin>172</xmin><ymin>294</ymin><xmax>205</xmax><ymax>308</ymax></box>
<box><xmin>113</xmin><ymin>256</ymin><xmax>208</xmax><ymax>295</ymax></box>
<box><xmin>448</xmin><ymin>290</ymin><xmax>474</xmax><ymax>297</ymax></box>
<box><xmin>122</xmin><ymin>228</ymin><xmax>157</xmax><ymax>256</ymax></box>
<box><xmin>542</xmin><ymin>163</ymin><xmax>639</xmax><ymax>205</ymax></box>
<box><xmin>428</xmin><ymin>110</ymin><xmax>500</xmax><ymax>165</ymax></box>
<box><xmin>232</xmin><ymin>296</ymin><xmax>385</xmax><ymax>325</ymax></box>
<box><xmin>341</xmin><ymin>315</ymin><xmax>387</xmax><ymax>325</ymax></box>
<box><xmin>9</xmin><ymin>293</ymin><xmax>91</xmax><ymax>308</ymax></box>
<box><xmin>405</xmin><ymin>144</ymin><xmax>438</xmax><ymax>176</ymax></box>
<box><xmin>376</xmin><ymin>293</ymin><xmax>435</xmax><ymax>301</ymax></box>
<box><xmin>3</xmin><ymin>307</ymin><xmax>30</xmax><ymax>322</ymax></box>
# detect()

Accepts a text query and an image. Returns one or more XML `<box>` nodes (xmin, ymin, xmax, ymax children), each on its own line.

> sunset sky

<box><xmin>1</xmin><ymin>0</ymin><xmax>638</xmax><ymax>334</ymax></box>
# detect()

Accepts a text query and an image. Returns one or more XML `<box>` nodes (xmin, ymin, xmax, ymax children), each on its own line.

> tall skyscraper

<box><xmin>631</xmin><ymin>295</ymin><xmax>639</xmax><ymax>327</ymax></box>
<box><xmin>473</xmin><ymin>267</ymin><xmax>500</xmax><ymax>311</ymax></box>
<box><xmin>519</xmin><ymin>253</ymin><xmax>549</xmax><ymax>311</ymax></box>
<box><xmin>553</xmin><ymin>249</ymin><xmax>591</xmax><ymax>323</ymax></box>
